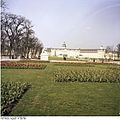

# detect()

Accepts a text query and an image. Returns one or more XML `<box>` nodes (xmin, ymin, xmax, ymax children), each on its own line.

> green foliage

<box><xmin>1</xmin><ymin>81</ymin><xmax>31</xmax><ymax>116</ymax></box>
<box><xmin>54</xmin><ymin>67</ymin><xmax>120</xmax><ymax>83</ymax></box>
<box><xmin>1</xmin><ymin>63</ymin><xmax>120</xmax><ymax>115</ymax></box>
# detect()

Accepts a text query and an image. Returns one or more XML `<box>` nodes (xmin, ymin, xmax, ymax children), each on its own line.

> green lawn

<box><xmin>1</xmin><ymin>63</ymin><xmax>120</xmax><ymax>116</ymax></box>
<box><xmin>48</xmin><ymin>56</ymin><xmax>79</xmax><ymax>61</ymax></box>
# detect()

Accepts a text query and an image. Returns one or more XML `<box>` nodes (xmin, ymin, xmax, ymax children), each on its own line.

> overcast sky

<box><xmin>7</xmin><ymin>0</ymin><xmax>120</xmax><ymax>49</ymax></box>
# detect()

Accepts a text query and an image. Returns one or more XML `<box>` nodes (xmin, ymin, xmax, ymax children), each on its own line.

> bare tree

<box><xmin>106</xmin><ymin>46</ymin><xmax>113</xmax><ymax>53</ymax></box>
<box><xmin>1</xmin><ymin>0</ymin><xmax>7</xmax><ymax>11</ymax></box>
<box><xmin>1</xmin><ymin>12</ymin><xmax>43</xmax><ymax>59</ymax></box>
<box><xmin>117</xmin><ymin>43</ymin><xmax>120</xmax><ymax>58</ymax></box>
<box><xmin>1</xmin><ymin>30</ymin><xmax>9</xmax><ymax>55</ymax></box>
<box><xmin>1</xmin><ymin>13</ymin><xmax>26</xmax><ymax>58</ymax></box>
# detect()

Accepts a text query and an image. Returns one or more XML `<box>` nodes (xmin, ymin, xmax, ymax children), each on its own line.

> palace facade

<box><xmin>45</xmin><ymin>47</ymin><xmax>118</xmax><ymax>60</ymax></box>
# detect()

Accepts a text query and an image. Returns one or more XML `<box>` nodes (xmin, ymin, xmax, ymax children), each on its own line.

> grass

<box><xmin>49</xmin><ymin>56</ymin><xmax>63</xmax><ymax>60</ymax></box>
<box><xmin>1</xmin><ymin>63</ymin><xmax>120</xmax><ymax>116</ymax></box>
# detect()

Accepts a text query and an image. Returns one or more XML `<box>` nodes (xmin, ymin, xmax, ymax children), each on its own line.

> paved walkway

<box><xmin>50</xmin><ymin>60</ymin><xmax>120</xmax><ymax>64</ymax></box>
<box><xmin>50</xmin><ymin>60</ymin><xmax>86</xmax><ymax>63</ymax></box>
<box><xmin>1</xmin><ymin>59</ymin><xmax>120</xmax><ymax>65</ymax></box>
<box><xmin>109</xmin><ymin>61</ymin><xmax>120</xmax><ymax>65</ymax></box>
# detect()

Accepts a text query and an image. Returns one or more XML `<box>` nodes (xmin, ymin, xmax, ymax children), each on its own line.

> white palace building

<box><xmin>44</xmin><ymin>45</ymin><xmax>118</xmax><ymax>61</ymax></box>
<box><xmin>1</xmin><ymin>42</ymin><xmax>118</xmax><ymax>61</ymax></box>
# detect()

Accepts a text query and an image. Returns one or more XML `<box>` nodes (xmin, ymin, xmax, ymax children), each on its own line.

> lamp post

<box><xmin>62</xmin><ymin>42</ymin><xmax>67</xmax><ymax>60</ymax></box>
<box><xmin>62</xmin><ymin>42</ymin><xmax>67</xmax><ymax>49</ymax></box>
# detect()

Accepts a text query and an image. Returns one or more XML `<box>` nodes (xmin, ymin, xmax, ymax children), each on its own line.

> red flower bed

<box><xmin>1</xmin><ymin>62</ymin><xmax>47</xmax><ymax>69</ymax></box>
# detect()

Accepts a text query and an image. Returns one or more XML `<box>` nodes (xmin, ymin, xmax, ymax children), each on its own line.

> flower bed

<box><xmin>53</xmin><ymin>62</ymin><xmax>118</xmax><ymax>67</ymax></box>
<box><xmin>1</xmin><ymin>81</ymin><xmax>31</xmax><ymax>115</ymax></box>
<box><xmin>17</xmin><ymin>60</ymin><xmax>50</xmax><ymax>63</ymax></box>
<box><xmin>54</xmin><ymin>68</ymin><xmax>120</xmax><ymax>83</ymax></box>
<box><xmin>1</xmin><ymin>61</ymin><xmax>47</xmax><ymax>69</ymax></box>
<box><xmin>54</xmin><ymin>62</ymin><xmax>95</xmax><ymax>67</ymax></box>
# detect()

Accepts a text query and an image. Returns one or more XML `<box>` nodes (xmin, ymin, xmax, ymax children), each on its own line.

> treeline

<box><xmin>1</xmin><ymin>1</ymin><xmax>43</xmax><ymax>59</ymax></box>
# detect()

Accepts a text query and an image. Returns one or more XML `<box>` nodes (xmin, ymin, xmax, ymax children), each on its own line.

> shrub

<box><xmin>53</xmin><ymin>68</ymin><xmax>120</xmax><ymax>83</ymax></box>
<box><xmin>1</xmin><ymin>81</ymin><xmax>31</xmax><ymax>116</ymax></box>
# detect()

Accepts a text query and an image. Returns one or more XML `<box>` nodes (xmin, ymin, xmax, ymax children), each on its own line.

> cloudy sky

<box><xmin>7</xmin><ymin>0</ymin><xmax>120</xmax><ymax>49</ymax></box>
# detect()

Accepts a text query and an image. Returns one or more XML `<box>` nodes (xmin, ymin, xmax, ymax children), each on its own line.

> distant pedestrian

<box><xmin>63</xmin><ymin>57</ymin><xmax>66</xmax><ymax>60</ymax></box>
